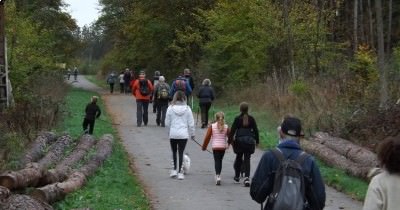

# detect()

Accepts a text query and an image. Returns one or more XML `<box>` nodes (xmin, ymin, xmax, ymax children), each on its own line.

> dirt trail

<box><xmin>71</xmin><ymin>76</ymin><xmax>363</xmax><ymax>210</ymax></box>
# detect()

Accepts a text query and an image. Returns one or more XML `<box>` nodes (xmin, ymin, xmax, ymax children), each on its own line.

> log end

<box><xmin>0</xmin><ymin>175</ymin><xmax>15</xmax><ymax>190</ymax></box>
<box><xmin>30</xmin><ymin>189</ymin><xmax>47</xmax><ymax>202</ymax></box>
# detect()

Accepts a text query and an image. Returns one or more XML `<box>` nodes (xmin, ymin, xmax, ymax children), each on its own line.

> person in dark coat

<box><xmin>197</xmin><ymin>78</ymin><xmax>215</xmax><ymax>128</ymax></box>
<box><xmin>151</xmin><ymin>70</ymin><xmax>161</xmax><ymax>113</ymax></box>
<box><xmin>153</xmin><ymin>76</ymin><xmax>170</xmax><ymax>126</ymax></box>
<box><xmin>82</xmin><ymin>96</ymin><xmax>101</xmax><ymax>135</ymax></box>
<box><xmin>228</xmin><ymin>102</ymin><xmax>259</xmax><ymax>187</ymax></box>
<box><xmin>123</xmin><ymin>68</ymin><xmax>131</xmax><ymax>94</ymax></box>
<box><xmin>250</xmin><ymin>116</ymin><xmax>326</xmax><ymax>210</ymax></box>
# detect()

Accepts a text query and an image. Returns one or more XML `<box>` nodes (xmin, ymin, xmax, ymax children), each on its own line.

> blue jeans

<box><xmin>136</xmin><ymin>100</ymin><xmax>149</xmax><ymax>126</ymax></box>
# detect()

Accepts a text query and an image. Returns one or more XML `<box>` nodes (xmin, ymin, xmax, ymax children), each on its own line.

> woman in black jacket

<box><xmin>197</xmin><ymin>79</ymin><xmax>215</xmax><ymax>128</ymax></box>
<box><xmin>228</xmin><ymin>102</ymin><xmax>259</xmax><ymax>187</ymax></box>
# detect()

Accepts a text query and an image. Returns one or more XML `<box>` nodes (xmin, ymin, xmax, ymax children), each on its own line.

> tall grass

<box><xmin>54</xmin><ymin>87</ymin><xmax>151</xmax><ymax>210</ymax></box>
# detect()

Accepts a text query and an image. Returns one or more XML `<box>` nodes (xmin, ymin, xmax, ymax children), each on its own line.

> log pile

<box><xmin>0</xmin><ymin>133</ymin><xmax>114</xmax><ymax>209</ymax></box>
<box><xmin>301</xmin><ymin>132</ymin><xmax>378</xmax><ymax>180</ymax></box>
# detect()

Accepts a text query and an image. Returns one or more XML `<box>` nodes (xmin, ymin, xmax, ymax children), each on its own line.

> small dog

<box><xmin>182</xmin><ymin>153</ymin><xmax>191</xmax><ymax>174</ymax></box>
<box><xmin>170</xmin><ymin>153</ymin><xmax>191</xmax><ymax>175</ymax></box>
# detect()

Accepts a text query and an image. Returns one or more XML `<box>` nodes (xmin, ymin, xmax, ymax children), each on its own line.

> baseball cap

<box><xmin>280</xmin><ymin>117</ymin><xmax>304</xmax><ymax>137</ymax></box>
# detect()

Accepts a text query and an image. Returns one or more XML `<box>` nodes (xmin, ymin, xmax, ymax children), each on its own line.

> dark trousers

<box><xmin>170</xmin><ymin>139</ymin><xmax>188</xmax><ymax>173</ymax></box>
<box><xmin>82</xmin><ymin>118</ymin><xmax>95</xmax><ymax>134</ymax></box>
<box><xmin>136</xmin><ymin>100</ymin><xmax>149</xmax><ymax>126</ymax></box>
<box><xmin>124</xmin><ymin>82</ymin><xmax>130</xmax><ymax>94</ymax></box>
<box><xmin>234</xmin><ymin>152</ymin><xmax>251</xmax><ymax>178</ymax></box>
<box><xmin>200</xmin><ymin>102</ymin><xmax>212</xmax><ymax>127</ymax></box>
<box><xmin>109</xmin><ymin>83</ymin><xmax>114</xmax><ymax>93</ymax></box>
<box><xmin>213</xmin><ymin>150</ymin><xmax>225</xmax><ymax>175</ymax></box>
<box><xmin>120</xmin><ymin>83</ymin><xmax>124</xmax><ymax>93</ymax></box>
<box><xmin>156</xmin><ymin>102</ymin><xmax>168</xmax><ymax>126</ymax></box>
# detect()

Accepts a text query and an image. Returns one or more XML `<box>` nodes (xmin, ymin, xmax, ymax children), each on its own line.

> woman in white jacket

<box><xmin>165</xmin><ymin>90</ymin><xmax>195</xmax><ymax>180</ymax></box>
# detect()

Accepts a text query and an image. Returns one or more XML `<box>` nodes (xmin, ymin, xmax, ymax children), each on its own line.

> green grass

<box><xmin>211</xmin><ymin>101</ymin><xmax>368</xmax><ymax>201</ymax></box>
<box><xmin>53</xmin><ymin>87</ymin><xmax>151</xmax><ymax>210</ymax></box>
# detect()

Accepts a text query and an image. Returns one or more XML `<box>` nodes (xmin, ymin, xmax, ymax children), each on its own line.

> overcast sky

<box><xmin>64</xmin><ymin>0</ymin><xmax>101</xmax><ymax>27</ymax></box>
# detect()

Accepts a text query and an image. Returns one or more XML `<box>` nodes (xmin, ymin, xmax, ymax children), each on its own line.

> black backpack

<box><xmin>139</xmin><ymin>79</ymin><xmax>150</xmax><ymax>96</ymax></box>
<box><xmin>266</xmin><ymin>148</ymin><xmax>310</xmax><ymax>210</ymax></box>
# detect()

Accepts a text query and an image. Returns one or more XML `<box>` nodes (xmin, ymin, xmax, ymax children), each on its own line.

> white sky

<box><xmin>64</xmin><ymin>0</ymin><xmax>101</xmax><ymax>27</ymax></box>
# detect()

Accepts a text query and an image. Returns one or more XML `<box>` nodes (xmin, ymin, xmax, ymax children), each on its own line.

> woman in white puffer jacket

<box><xmin>165</xmin><ymin>90</ymin><xmax>195</xmax><ymax>180</ymax></box>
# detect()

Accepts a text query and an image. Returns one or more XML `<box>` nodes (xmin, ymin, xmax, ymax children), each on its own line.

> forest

<box><xmin>0</xmin><ymin>0</ymin><xmax>399</xmax><ymax>180</ymax></box>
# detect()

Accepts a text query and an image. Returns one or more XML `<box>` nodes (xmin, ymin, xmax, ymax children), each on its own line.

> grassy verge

<box><xmin>54</xmin><ymin>87</ymin><xmax>151</xmax><ymax>210</ymax></box>
<box><xmin>213</xmin><ymin>102</ymin><xmax>368</xmax><ymax>201</ymax></box>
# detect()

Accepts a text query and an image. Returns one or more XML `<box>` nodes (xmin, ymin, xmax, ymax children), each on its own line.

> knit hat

<box><xmin>280</xmin><ymin>117</ymin><xmax>304</xmax><ymax>137</ymax></box>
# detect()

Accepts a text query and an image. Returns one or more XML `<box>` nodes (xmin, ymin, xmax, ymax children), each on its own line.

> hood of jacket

<box><xmin>170</xmin><ymin>103</ymin><xmax>188</xmax><ymax>116</ymax></box>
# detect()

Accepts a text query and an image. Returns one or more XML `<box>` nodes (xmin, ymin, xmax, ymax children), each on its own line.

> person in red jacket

<box><xmin>132</xmin><ymin>71</ymin><xmax>154</xmax><ymax>127</ymax></box>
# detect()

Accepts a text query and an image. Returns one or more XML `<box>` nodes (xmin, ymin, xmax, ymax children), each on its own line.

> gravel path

<box><xmin>71</xmin><ymin>76</ymin><xmax>363</xmax><ymax>210</ymax></box>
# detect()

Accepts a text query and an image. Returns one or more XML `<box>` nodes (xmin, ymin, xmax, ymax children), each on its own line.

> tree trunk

<box><xmin>283</xmin><ymin>0</ymin><xmax>296</xmax><ymax>79</ymax></box>
<box><xmin>386</xmin><ymin>0</ymin><xmax>392</xmax><ymax>53</ymax></box>
<box><xmin>0</xmin><ymin>134</ymin><xmax>72</xmax><ymax>190</ymax></box>
<box><xmin>31</xmin><ymin>134</ymin><xmax>113</xmax><ymax>203</ymax></box>
<box><xmin>367</xmin><ymin>0</ymin><xmax>374</xmax><ymax>48</ymax></box>
<box><xmin>0</xmin><ymin>186</ymin><xmax>53</xmax><ymax>210</ymax></box>
<box><xmin>301</xmin><ymin>140</ymin><xmax>371</xmax><ymax>180</ymax></box>
<box><xmin>20</xmin><ymin>132</ymin><xmax>57</xmax><ymax>167</ymax></box>
<box><xmin>40</xmin><ymin>135</ymin><xmax>96</xmax><ymax>185</ymax></box>
<box><xmin>310</xmin><ymin>132</ymin><xmax>378</xmax><ymax>167</ymax></box>
<box><xmin>375</xmin><ymin>0</ymin><xmax>388</xmax><ymax>109</ymax></box>
<box><xmin>353</xmin><ymin>0</ymin><xmax>358</xmax><ymax>52</ymax></box>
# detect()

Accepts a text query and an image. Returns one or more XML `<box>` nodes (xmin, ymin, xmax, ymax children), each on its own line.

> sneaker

<box><xmin>243</xmin><ymin>177</ymin><xmax>250</xmax><ymax>187</ymax></box>
<box><xmin>177</xmin><ymin>173</ymin><xmax>185</xmax><ymax>180</ymax></box>
<box><xmin>170</xmin><ymin>170</ymin><xmax>177</xmax><ymax>178</ymax></box>
<box><xmin>233</xmin><ymin>177</ymin><xmax>240</xmax><ymax>184</ymax></box>
<box><xmin>216</xmin><ymin>175</ymin><xmax>221</xmax><ymax>185</ymax></box>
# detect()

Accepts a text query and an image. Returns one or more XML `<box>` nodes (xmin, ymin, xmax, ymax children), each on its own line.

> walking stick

<box><xmin>191</xmin><ymin>95</ymin><xmax>194</xmax><ymax>109</ymax></box>
<box><xmin>196</xmin><ymin>106</ymin><xmax>199</xmax><ymax>126</ymax></box>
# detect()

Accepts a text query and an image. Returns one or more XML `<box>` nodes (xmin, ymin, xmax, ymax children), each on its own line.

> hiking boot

<box><xmin>233</xmin><ymin>177</ymin><xmax>240</xmax><ymax>184</ymax></box>
<box><xmin>243</xmin><ymin>177</ymin><xmax>250</xmax><ymax>187</ymax></box>
<box><xmin>216</xmin><ymin>175</ymin><xmax>221</xmax><ymax>185</ymax></box>
<box><xmin>177</xmin><ymin>173</ymin><xmax>185</xmax><ymax>180</ymax></box>
<box><xmin>170</xmin><ymin>170</ymin><xmax>177</xmax><ymax>178</ymax></box>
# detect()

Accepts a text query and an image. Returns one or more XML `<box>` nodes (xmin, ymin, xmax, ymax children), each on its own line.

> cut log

<box><xmin>40</xmin><ymin>134</ymin><xmax>96</xmax><ymax>185</ymax></box>
<box><xmin>301</xmin><ymin>139</ymin><xmax>371</xmax><ymax>180</ymax></box>
<box><xmin>310</xmin><ymin>132</ymin><xmax>378</xmax><ymax>167</ymax></box>
<box><xmin>32</xmin><ymin>134</ymin><xmax>113</xmax><ymax>203</ymax></box>
<box><xmin>38</xmin><ymin>134</ymin><xmax>73</xmax><ymax>169</ymax></box>
<box><xmin>20</xmin><ymin>132</ymin><xmax>58</xmax><ymax>166</ymax></box>
<box><xmin>0</xmin><ymin>186</ymin><xmax>53</xmax><ymax>210</ymax></box>
<box><xmin>0</xmin><ymin>134</ymin><xmax>72</xmax><ymax>190</ymax></box>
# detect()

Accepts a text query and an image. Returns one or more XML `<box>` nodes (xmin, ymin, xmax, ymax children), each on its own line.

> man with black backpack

<box><xmin>132</xmin><ymin>71</ymin><xmax>154</xmax><ymax>127</ymax></box>
<box><xmin>250</xmin><ymin>116</ymin><xmax>325</xmax><ymax>210</ymax></box>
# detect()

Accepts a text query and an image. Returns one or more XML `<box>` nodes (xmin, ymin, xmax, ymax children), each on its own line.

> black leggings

<box><xmin>170</xmin><ymin>139</ymin><xmax>188</xmax><ymax>173</ymax></box>
<box><xmin>213</xmin><ymin>150</ymin><xmax>225</xmax><ymax>175</ymax></box>
<box><xmin>234</xmin><ymin>152</ymin><xmax>251</xmax><ymax>178</ymax></box>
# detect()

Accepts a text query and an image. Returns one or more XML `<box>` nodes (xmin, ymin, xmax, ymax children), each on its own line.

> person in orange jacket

<box><xmin>131</xmin><ymin>71</ymin><xmax>154</xmax><ymax>126</ymax></box>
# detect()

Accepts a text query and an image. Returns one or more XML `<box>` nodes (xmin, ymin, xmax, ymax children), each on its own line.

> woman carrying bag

<box><xmin>228</xmin><ymin>102</ymin><xmax>259</xmax><ymax>187</ymax></box>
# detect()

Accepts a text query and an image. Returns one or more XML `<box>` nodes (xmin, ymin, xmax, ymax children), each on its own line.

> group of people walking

<box><xmin>84</xmin><ymin>65</ymin><xmax>400</xmax><ymax>210</ymax></box>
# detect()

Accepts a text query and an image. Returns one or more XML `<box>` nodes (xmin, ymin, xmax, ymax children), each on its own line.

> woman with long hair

<box><xmin>165</xmin><ymin>91</ymin><xmax>195</xmax><ymax>180</ymax></box>
<box><xmin>363</xmin><ymin>137</ymin><xmax>400</xmax><ymax>210</ymax></box>
<box><xmin>202</xmin><ymin>112</ymin><xmax>230</xmax><ymax>185</ymax></box>
<box><xmin>228</xmin><ymin>102</ymin><xmax>259</xmax><ymax>187</ymax></box>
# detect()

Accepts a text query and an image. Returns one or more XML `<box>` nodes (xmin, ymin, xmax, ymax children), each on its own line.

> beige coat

<box><xmin>363</xmin><ymin>171</ymin><xmax>400</xmax><ymax>210</ymax></box>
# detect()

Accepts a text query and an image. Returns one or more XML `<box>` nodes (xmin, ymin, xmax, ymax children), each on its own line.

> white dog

<box><xmin>170</xmin><ymin>153</ymin><xmax>191</xmax><ymax>174</ymax></box>
<box><xmin>182</xmin><ymin>153</ymin><xmax>191</xmax><ymax>174</ymax></box>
